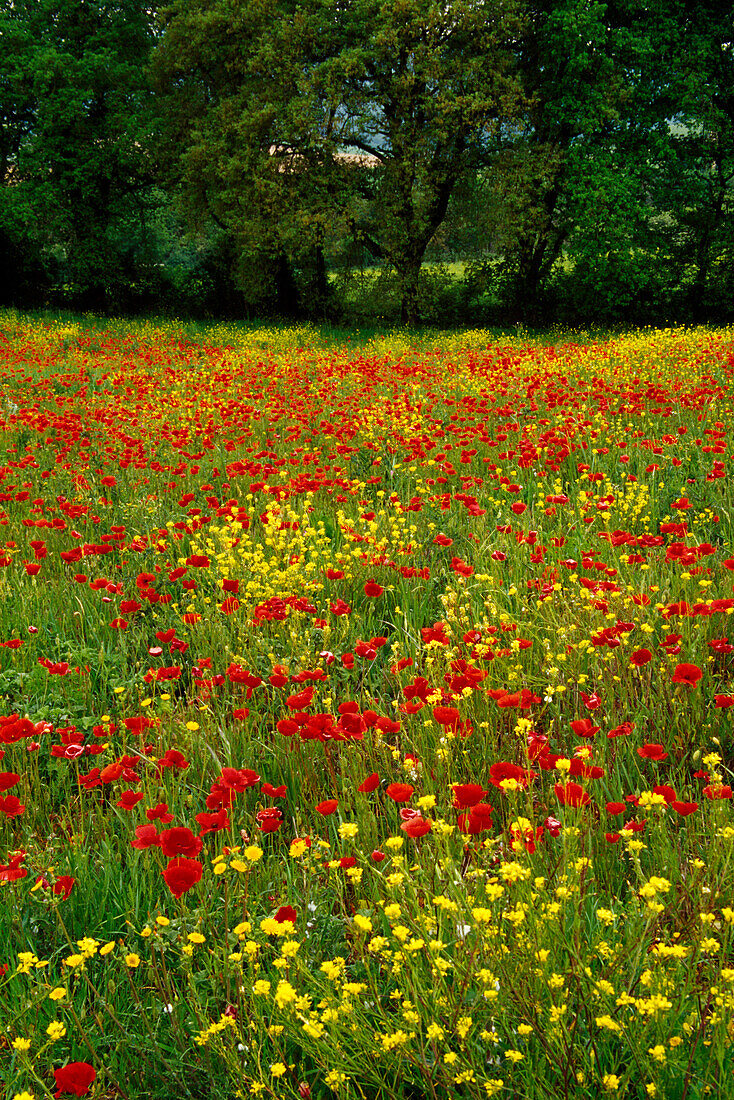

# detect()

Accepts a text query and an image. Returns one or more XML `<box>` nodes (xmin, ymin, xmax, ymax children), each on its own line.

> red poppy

<box><xmin>630</xmin><ymin>648</ymin><xmax>653</xmax><ymax>666</ymax></box>
<box><xmin>158</xmin><ymin>749</ymin><xmax>189</xmax><ymax>772</ymax></box>
<box><xmin>0</xmin><ymin>772</ymin><xmax>20</xmax><ymax>792</ymax></box>
<box><xmin>527</xmin><ymin>733</ymin><xmax>549</xmax><ymax>760</ymax></box>
<box><xmin>671</xmin><ymin>801</ymin><xmax>699</xmax><ymax>816</ymax></box>
<box><xmin>163</xmin><ymin>858</ymin><xmax>202</xmax><ymax>898</ymax></box>
<box><xmin>637</xmin><ymin>743</ymin><xmax>668</xmax><ymax>761</ymax></box>
<box><xmin>652</xmin><ymin>785</ymin><xmax>677</xmax><ymax>805</ymax></box>
<box><xmin>123</xmin><ymin>715</ymin><xmax>156</xmax><ymax>736</ymax></box>
<box><xmin>672</xmin><ymin>663</ymin><xmax>703</xmax><ymax>686</ymax></box>
<box><xmin>54</xmin><ymin>1062</ymin><xmax>96</xmax><ymax>1097</ymax></box>
<box><xmin>116</xmin><ymin>790</ymin><xmax>144</xmax><ymax>811</ymax></box>
<box><xmin>511</xmin><ymin>501</ymin><xmax>527</xmax><ymax>515</ymax></box>
<box><xmin>287</xmin><ymin>686</ymin><xmax>314</xmax><ymax>709</ymax></box>
<box><xmin>160</xmin><ymin>827</ymin><xmax>203</xmax><ymax>858</ymax></box>
<box><xmin>714</xmin><ymin>695</ymin><xmax>734</xmax><ymax>708</ymax></box>
<box><xmin>277</xmin><ymin>718</ymin><xmax>299</xmax><ymax>737</ymax></box>
<box><xmin>570</xmin><ymin>718</ymin><xmax>600</xmax><ymax>739</ymax></box>
<box><xmin>316</xmin><ymin>799</ymin><xmax>339</xmax><ymax>815</ymax></box>
<box><xmin>458</xmin><ymin>802</ymin><xmax>494</xmax><ymax>834</ymax></box>
<box><xmin>146</xmin><ymin>802</ymin><xmax>174</xmax><ymax>823</ymax></box>
<box><xmin>510</xmin><ymin>821</ymin><xmax>543</xmax><ymax>854</ymax></box>
<box><xmin>261</xmin><ymin>782</ymin><xmax>287</xmax><ymax>799</ymax></box>
<box><xmin>541</xmin><ymin>815</ymin><xmax>560</xmax><ymax>837</ymax></box>
<box><xmin>274</xmin><ymin>905</ymin><xmax>297</xmax><ymax>924</ymax></box>
<box><xmin>488</xmin><ymin>762</ymin><xmax>535</xmax><ymax>789</ymax></box>
<box><xmin>451</xmin><ymin>783</ymin><xmax>486</xmax><ymax>808</ymax></box>
<box><xmin>130</xmin><ymin>824</ymin><xmax>161</xmax><ymax>850</ymax></box>
<box><xmin>605</xmin><ymin>802</ymin><xmax>626</xmax><ymax>815</ymax></box>
<box><xmin>451</xmin><ymin>556</ymin><xmax>474</xmax><ymax>576</ymax></box>
<box><xmin>364</xmin><ymin>580</ymin><xmax>384</xmax><ymax>597</ymax></box>
<box><xmin>401</xmin><ymin>815</ymin><xmax>432</xmax><ymax>837</ymax></box>
<box><xmin>0</xmin><ymin>795</ymin><xmax>25</xmax><ymax>818</ymax></box>
<box><xmin>385</xmin><ymin>783</ymin><xmax>414</xmax><ymax>803</ymax></box>
<box><xmin>52</xmin><ymin>875</ymin><xmax>75</xmax><ymax>901</ymax></box>
<box><xmin>569</xmin><ymin>757</ymin><xmax>604</xmax><ymax>780</ymax></box>
<box><xmin>703</xmin><ymin>785</ymin><xmax>733</xmax><ymax>800</ymax></box>
<box><xmin>220</xmin><ymin>767</ymin><xmax>261</xmax><ymax>790</ymax></box>
<box><xmin>357</xmin><ymin>773</ymin><xmax>380</xmax><ymax>793</ymax></box>
<box><xmin>100</xmin><ymin>763</ymin><xmax>124</xmax><ymax>784</ymax></box>
<box><xmin>256</xmin><ymin>807</ymin><xmax>283</xmax><ymax>833</ymax></box>
<box><xmin>554</xmin><ymin>782</ymin><xmax>591</xmax><ymax>808</ymax></box>
<box><xmin>0</xmin><ymin>850</ymin><xmax>27</xmax><ymax>881</ymax></box>
<box><xmin>494</xmin><ymin>689</ymin><xmax>541</xmax><ymax>709</ymax></box>
<box><xmin>608</xmin><ymin>721</ymin><xmax>634</xmax><ymax>738</ymax></box>
<box><xmin>433</xmin><ymin>705</ymin><xmax>460</xmax><ymax>727</ymax></box>
<box><xmin>196</xmin><ymin>808</ymin><xmax>230</xmax><ymax>835</ymax></box>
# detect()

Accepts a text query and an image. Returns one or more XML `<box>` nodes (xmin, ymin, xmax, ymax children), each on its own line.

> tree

<box><xmin>0</xmin><ymin>0</ymin><xmax>156</xmax><ymax>310</ymax></box>
<box><xmin>647</xmin><ymin>0</ymin><xmax>734</xmax><ymax>319</ymax></box>
<box><xmin>153</xmin><ymin>0</ymin><xmax>523</xmax><ymax>324</ymax></box>
<box><xmin>480</xmin><ymin>0</ymin><xmax>651</xmax><ymax>320</ymax></box>
<box><xmin>0</xmin><ymin>0</ymin><xmax>53</xmax><ymax>304</ymax></box>
<box><xmin>557</xmin><ymin>0</ymin><xmax>734</xmax><ymax>324</ymax></box>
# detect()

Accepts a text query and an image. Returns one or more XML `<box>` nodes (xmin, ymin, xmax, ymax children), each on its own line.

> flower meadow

<box><xmin>1</xmin><ymin>316</ymin><xmax>734</xmax><ymax>1100</ymax></box>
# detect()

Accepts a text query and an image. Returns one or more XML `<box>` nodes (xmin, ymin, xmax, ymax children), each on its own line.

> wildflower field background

<box><xmin>1</xmin><ymin>314</ymin><xmax>734</xmax><ymax>1100</ymax></box>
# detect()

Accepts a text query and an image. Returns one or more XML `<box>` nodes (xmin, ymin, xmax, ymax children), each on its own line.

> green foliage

<box><xmin>0</xmin><ymin>0</ymin><xmax>156</xmax><ymax>310</ymax></box>
<box><xmin>336</xmin><ymin>265</ymin><xmax>476</xmax><ymax>326</ymax></box>
<box><xmin>152</xmin><ymin>0</ymin><xmax>524</xmax><ymax>324</ymax></box>
<box><xmin>0</xmin><ymin>0</ymin><xmax>733</xmax><ymax>326</ymax></box>
<box><xmin>484</xmin><ymin>0</ymin><xmax>640</xmax><ymax>317</ymax></box>
<box><xmin>643</xmin><ymin>2</ymin><xmax>734</xmax><ymax>320</ymax></box>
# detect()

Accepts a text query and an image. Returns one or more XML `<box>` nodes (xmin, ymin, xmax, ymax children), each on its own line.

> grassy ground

<box><xmin>1</xmin><ymin>314</ymin><xmax>733</xmax><ymax>1100</ymax></box>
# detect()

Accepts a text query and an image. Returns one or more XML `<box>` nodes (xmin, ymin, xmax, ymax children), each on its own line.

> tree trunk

<box><xmin>312</xmin><ymin>242</ymin><xmax>330</xmax><ymax>317</ymax></box>
<box><xmin>274</xmin><ymin>250</ymin><xmax>300</xmax><ymax>318</ymax></box>
<box><xmin>512</xmin><ymin>173</ymin><xmax>566</xmax><ymax>322</ymax></box>
<box><xmin>687</xmin><ymin>154</ymin><xmax>726</xmax><ymax>323</ymax></box>
<box><xmin>398</xmin><ymin>255</ymin><xmax>422</xmax><ymax>326</ymax></box>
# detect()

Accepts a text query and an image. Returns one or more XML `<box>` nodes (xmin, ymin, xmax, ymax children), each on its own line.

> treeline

<box><xmin>1</xmin><ymin>0</ymin><xmax>732</xmax><ymax>326</ymax></box>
